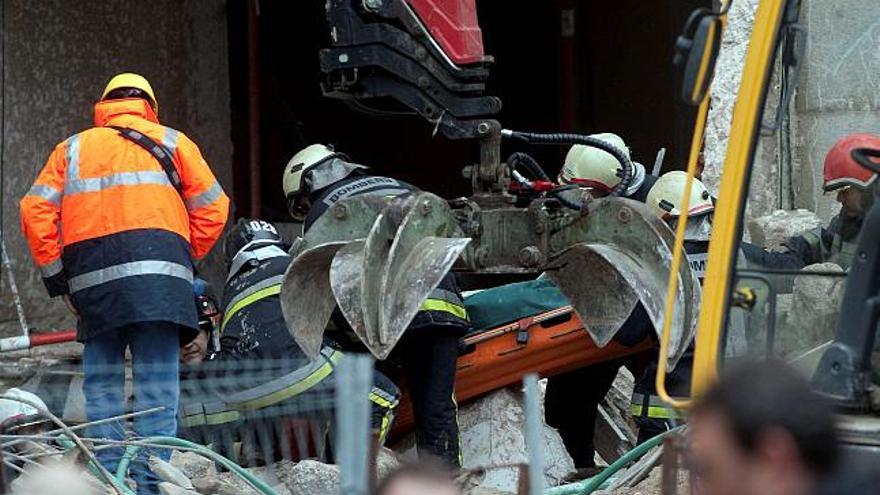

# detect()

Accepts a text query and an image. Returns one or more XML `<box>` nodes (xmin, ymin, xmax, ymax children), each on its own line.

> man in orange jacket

<box><xmin>20</xmin><ymin>73</ymin><xmax>229</xmax><ymax>495</ymax></box>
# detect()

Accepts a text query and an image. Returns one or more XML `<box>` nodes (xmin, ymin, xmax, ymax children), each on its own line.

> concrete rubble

<box><xmin>598</xmin><ymin>467</ymin><xmax>689</xmax><ymax>495</ymax></box>
<box><xmin>456</xmin><ymin>387</ymin><xmax>575</xmax><ymax>493</ymax></box>
<box><xmin>595</xmin><ymin>368</ymin><xmax>637</xmax><ymax>464</ymax></box>
<box><xmin>747</xmin><ymin>209</ymin><xmax>823</xmax><ymax>250</ymax></box>
<box><xmin>780</xmin><ymin>262</ymin><xmax>846</xmax><ymax>359</ymax></box>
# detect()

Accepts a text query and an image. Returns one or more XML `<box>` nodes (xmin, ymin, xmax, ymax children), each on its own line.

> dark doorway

<box><xmin>228</xmin><ymin>0</ymin><xmax>709</xmax><ymax>222</ymax></box>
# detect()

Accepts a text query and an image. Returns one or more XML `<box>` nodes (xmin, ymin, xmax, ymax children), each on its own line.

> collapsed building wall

<box><xmin>703</xmin><ymin>0</ymin><xmax>880</xmax><ymax>226</ymax></box>
<box><xmin>0</xmin><ymin>0</ymin><xmax>233</xmax><ymax>336</ymax></box>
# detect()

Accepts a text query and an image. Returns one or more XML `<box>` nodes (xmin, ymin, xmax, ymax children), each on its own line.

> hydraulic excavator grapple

<box><xmin>280</xmin><ymin>0</ymin><xmax>701</xmax><ymax>369</ymax></box>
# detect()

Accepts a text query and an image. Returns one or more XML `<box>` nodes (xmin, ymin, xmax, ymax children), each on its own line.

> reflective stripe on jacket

<box><xmin>302</xmin><ymin>174</ymin><xmax>416</xmax><ymax>233</ymax></box>
<box><xmin>220</xmin><ymin>248</ymin><xmax>303</xmax><ymax>359</ymax></box>
<box><xmin>19</xmin><ymin>98</ymin><xmax>229</xmax><ymax>338</ymax></box>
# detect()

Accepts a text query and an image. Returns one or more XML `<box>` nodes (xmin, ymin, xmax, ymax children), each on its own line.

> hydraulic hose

<box><xmin>544</xmin><ymin>426</ymin><xmax>683</xmax><ymax>495</ymax></box>
<box><xmin>548</xmin><ymin>184</ymin><xmax>587</xmax><ymax>211</ymax></box>
<box><xmin>507</xmin><ymin>152</ymin><xmax>551</xmax><ymax>181</ymax></box>
<box><xmin>502</xmin><ymin>130</ymin><xmax>634</xmax><ymax>197</ymax></box>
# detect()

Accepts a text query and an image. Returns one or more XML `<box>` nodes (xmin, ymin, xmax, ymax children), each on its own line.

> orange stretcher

<box><xmin>389</xmin><ymin>305</ymin><xmax>653</xmax><ymax>439</ymax></box>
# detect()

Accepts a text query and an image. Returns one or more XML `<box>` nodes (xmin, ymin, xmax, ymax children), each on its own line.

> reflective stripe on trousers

<box><xmin>181</xmin><ymin>348</ymin><xmax>343</xmax><ymax>427</ymax></box>
<box><xmin>630</xmin><ymin>392</ymin><xmax>680</xmax><ymax>420</ymax></box>
<box><xmin>180</xmin><ymin>349</ymin><xmax>399</xmax><ymax>443</ymax></box>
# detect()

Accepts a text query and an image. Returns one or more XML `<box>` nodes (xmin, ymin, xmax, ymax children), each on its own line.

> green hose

<box><xmin>115</xmin><ymin>445</ymin><xmax>141</xmax><ymax>485</ymax></box>
<box><xmin>143</xmin><ymin>437</ymin><xmax>280</xmax><ymax>495</ymax></box>
<box><xmin>56</xmin><ymin>436</ymin><xmax>136</xmax><ymax>495</ymax></box>
<box><xmin>544</xmin><ymin>427</ymin><xmax>683</xmax><ymax>495</ymax></box>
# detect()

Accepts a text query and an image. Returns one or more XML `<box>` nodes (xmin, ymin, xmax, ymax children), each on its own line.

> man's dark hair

<box><xmin>376</xmin><ymin>461</ymin><xmax>458</xmax><ymax>495</ymax></box>
<box><xmin>693</xmin><ymin>359</ymin><xmax>839</xmax><ymax>475</ymax></box>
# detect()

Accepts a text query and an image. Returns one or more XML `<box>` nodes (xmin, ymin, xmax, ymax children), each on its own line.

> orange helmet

<box><xmin>823</xmin><ymin>133</ymin><xmax>880</xmax><ymax>192</ymax></box>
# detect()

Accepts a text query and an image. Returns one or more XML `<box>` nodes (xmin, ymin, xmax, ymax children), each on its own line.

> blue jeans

<box><xmin>83</xmin><ymin>322</ymin><xmax>180</xmax><ymax>495</ymax></box>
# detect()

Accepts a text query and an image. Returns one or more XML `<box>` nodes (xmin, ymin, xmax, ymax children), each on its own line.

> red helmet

<box><xmin>822</xmin><ymin>133</ymin><xmax>880</xmax><ymax>192</ymax></box>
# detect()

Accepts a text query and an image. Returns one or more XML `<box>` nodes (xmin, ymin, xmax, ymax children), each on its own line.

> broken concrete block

<box><xmin>377</xmin><ymin>446</ymin><xmax>401</xmax><ymax>482</ymax></box>
<box><xmin>459</xmin><ymin>387</ymin><xmax>575</xmax><ymax>493</ymax></box>
<box><xmin>747</xmin><ymin>209</ymin><xmax>822</xmax><ymax>250</ymax></box>
<box><xmin>595</xmin><ymin>368</ymin><xmax>637</xmax><ymax>464</ymax></box>
<box><xmin>150</xmin><ymin>456</ymin><xmax>195</xmax><ymax>490</ymax></box>
<box><xmin>158</xmin><ymin>482</ymin><xmax>201</xmax><ymax>495</ymax></box>
<box><xmin>285</xmin><ymin>460</ymin><xmax>341</xmax><ymax>495</ymax></box>
<box><xmin>781</xmin><ymin>263</ymin><xmax>845</xmax><ymax>358</ymax></box>
<box><xmin>170</xmin><ymin>451</ymin><xmax>217</xmax><ymax>481</ymax></box>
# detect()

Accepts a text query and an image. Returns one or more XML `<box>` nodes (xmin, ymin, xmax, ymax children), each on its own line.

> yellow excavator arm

<box><xmin>656</xmin><ymin>0</ymin><xmax>789</xmax><ymax>407</ymax></box>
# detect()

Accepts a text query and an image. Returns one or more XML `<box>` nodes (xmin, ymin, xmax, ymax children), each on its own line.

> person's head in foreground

<box><xmin>377</xmin><ymin>463</ymin><xmax>461</xmax><ymax>495</ymax></box>
<box><xmin>689</xmin><ymin>359</ymin><xmax>838</xmax><ymax>495</ymax></box>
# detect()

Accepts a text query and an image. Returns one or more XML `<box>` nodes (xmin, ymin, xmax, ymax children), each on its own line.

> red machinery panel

<box><xmin>407</xmin><ymin>0</ymin><xmax>486</xmax><ymax>65</ymax></box>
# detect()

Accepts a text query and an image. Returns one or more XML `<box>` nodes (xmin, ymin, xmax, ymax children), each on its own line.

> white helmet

<box><xmin>283</xmin><ymin>144</ymin><xmax>369</xmax><ymax>221</ymax></box>
<box><xmin>283</xmin><ymin>144</ymin><xmax>338</xmax><ymax>200</ymax></box>
<box><xmin>558</xmin><ymin>133</ymin><xmax>645</xmax><ymax>197</ymax></box>
<box><xmin>645</xmin><ymin>171</ymin><xmax>714</xmax><ymax>219</ymax></box>
<box><xmin>0</xmin><ymin>388</ymin><xmax>48</xmax><ymax>429</ymax></box>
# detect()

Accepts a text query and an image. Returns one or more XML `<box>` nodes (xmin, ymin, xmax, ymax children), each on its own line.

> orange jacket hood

<box><xmin>93</xmin><ymin>98</ymin><xmax>159</xmax><ymax>127</ymax></box>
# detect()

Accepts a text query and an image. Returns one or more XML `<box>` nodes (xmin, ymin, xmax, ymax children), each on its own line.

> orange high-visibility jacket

<box><xmin>20</xmin><ymin>98</ymin><xmax>230</xmax><ymax>339</ymax></box>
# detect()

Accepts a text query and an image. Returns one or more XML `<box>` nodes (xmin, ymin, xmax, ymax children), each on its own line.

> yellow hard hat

<box><xmin>101</xmin><ymin>73</ymin><xmax>158</xmax><ymax>114</ymax></box>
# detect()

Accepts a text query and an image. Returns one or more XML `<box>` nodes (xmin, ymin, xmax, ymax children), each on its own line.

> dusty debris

<box><xmin>597</xmin><ymin>466</ymin><xmax>689</xmax><ymax>495</ymax></box>
<box><xmin>458</xmin><ymin>387</ymin><xmax>575</xmax><ymax>493</ymax></box>
<box><xmin>285</xmin><ymin>460</ymin><xmax>340</xmax><ymax>495</ymax></box>
<box><xmin>170</xmin><ymin>451</ymin><xmax>218</xmax><ymax>481</ymax></box>
<box><xmin>781</xmin><ymin>263</ymin><xmax>845</xmax><ymax>358</ymax></box>
<box><xmin>158</xmin><ymin>481</ymin><xmax>201</xmax><ymax>495</ymax></box>
<box><xmin>151</xmin><ymin>455</ymin><xmax>196</xmax><ymax>491</ymax></box>
<box><xmin>595</xmin><ymin>367</ymin><xmax>637</xmax><ymax>464</ymax></box>
<box><xmin>376</xmin><ymin>446</ymin><xmax>401</xmax><ymax>482</ymax></box>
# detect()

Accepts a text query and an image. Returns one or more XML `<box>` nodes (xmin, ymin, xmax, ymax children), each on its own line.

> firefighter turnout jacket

<box><xmin>20</xmin><ymin>98</ymin><xmax>229</xmax><ymax>340</ymax></box>
<box><xmin>180</xmin><ymin>243</ymin><xmax>400</xmax><ymax>442</ymax></box>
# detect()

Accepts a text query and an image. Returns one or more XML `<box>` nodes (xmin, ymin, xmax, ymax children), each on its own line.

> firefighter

<box><xmin>178</xmin><ymin>219</ymin><xmax>400</xmax><ymax>458</ymax></box>
<box><xmin>547</xmin><ymin>168</ymin><xmax>713</xmax><ymax>467</ymax></box>
<box><xmin>780</xmin><ymin>133</ymin><xmax>880</xmax><ymax>269</ymax></box>
<box><xmin>284</xmin><ymin>144</ymin><xmax>469</xmax><ymax>467</ymax></box>
<box><xmin>626</xmin><ymin>171</ymin><xmax>718</xmax><ymax>441</ymax></box>
<box><xmin>557</xmin><ymin>132</ymin><xmax>657</xmax><ymax>202</ymax></box>
<box><xmin>19</xmin><ymin>73</ymin><xmax>229</xmax><ymax>495</ymax></box>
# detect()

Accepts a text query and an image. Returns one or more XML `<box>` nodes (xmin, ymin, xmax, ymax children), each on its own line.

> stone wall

<box><xmin>0</xmin><ymin>0</ymin><xmax>233</xmax><ymax>335</ymax></box>
<box><xmin>790</xmin><ymin>2</ymin><xmax>880</xmax><ymax>220</ymax></box>
<box><xmin>703</xmin><ymin>0</ymin><xmax>880</xmax><ymax>227</ymax></box>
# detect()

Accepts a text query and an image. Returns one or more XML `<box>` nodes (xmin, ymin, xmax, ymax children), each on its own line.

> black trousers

<box><xmin>381</xmin><ymin>328</ymin><xmax>462</xmax><ymax>468</ymax></box>
<box><xmin>545</xmin><ymin>303</ymin><xmax>653</xmax><ymax>468</ymax></box>
<box><xmin>545</xmin><ymin>358</ymin><xmax>626</xmax><ymax>468</ymax></box>
<box><xmin>632</xmin><ymin>348</ymin><xmax>694</xmax><ymax>443</ymax></box>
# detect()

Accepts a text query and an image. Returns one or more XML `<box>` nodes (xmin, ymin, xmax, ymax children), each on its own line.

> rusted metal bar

<box><xmin>661</xmin><ymin>433</ymin><xmax>682</xmax><ymax>495</ymax></box>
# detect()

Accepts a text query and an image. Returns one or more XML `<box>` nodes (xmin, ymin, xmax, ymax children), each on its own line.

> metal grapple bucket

<box><xmin>281</xmin><ymin>193</ymin><xmax>699</xmax><ymax>368</ymax></box>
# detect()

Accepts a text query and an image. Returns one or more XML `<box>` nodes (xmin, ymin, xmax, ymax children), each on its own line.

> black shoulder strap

<box><xmin>109</xmin><ymin>126</ymin><xmax>184</xmax><ymax>195</ymax></box>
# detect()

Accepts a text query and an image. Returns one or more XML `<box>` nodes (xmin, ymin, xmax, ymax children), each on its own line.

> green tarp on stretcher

<box><xmin>463</xmin><ymin>278</ymin><xmax>570</xmax><ymax>333</ymax></box>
